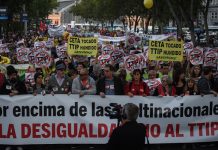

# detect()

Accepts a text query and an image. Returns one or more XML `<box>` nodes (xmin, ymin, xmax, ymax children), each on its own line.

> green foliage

<box><xmin>0</xmin><ymin>0</ymin><xmax>58</xmax><ymax>20</ymax></box>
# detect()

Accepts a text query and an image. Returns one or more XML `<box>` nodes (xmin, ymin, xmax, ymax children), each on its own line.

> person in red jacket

<box><xmin>126</xmin><ymin>69</ymin><xmax>149</xmax><ymax>97</ymax></box>
<box><xmin>161</xmin><ymin>75</ymin><xmax>176</xmax><ymax>96</ymax></box>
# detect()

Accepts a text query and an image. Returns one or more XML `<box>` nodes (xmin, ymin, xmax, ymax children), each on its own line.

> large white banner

<box><xmin>0</xmin><ymin>95</ymin><xmax>218</xmax><ymax>145</ymax></box>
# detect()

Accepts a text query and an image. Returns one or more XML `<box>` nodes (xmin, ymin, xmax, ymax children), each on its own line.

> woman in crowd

<box><xmin>190</xmin><ymin>65</ymin><xmax>202</xmax><ymax>84</ymax></box>
<box><xmin>173</xmin><ymin>69</ymin><xmax>186</xmax><ymax>96</ymax></box>
<box><xmin>161</xmin><ymin>75</ymin><xmax>176</xmax><ymax>96</ymax></box>
<box><xmin>147</xmin><ymin>70</ymin><xmax>165</xmax><ymax>96</ymax></box>
<box><xmin>185</xmin><ymin>78</ymin><xmax>198</xmax><ymax>95</ymax></box>
<box><xmin>125</xmin><ymin>69</ymin><xmax>149</xmax><ymax>97</ymax></box>
<box><xmin>33</xmin><ymin>72</ymin><xmax>46</xmax><ymax>96</ymax></box>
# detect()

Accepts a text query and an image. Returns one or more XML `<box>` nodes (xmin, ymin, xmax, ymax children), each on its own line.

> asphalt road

<box><xmin>1</xmin><ymin>143</ymin><xmax>218</xmax><ymax>150</ymax></box>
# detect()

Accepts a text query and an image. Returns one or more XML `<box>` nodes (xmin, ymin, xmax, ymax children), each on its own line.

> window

<box><xmin>211</xmin><ymin>12</ymin><xmax>218</xmax><ymax>19</ymax></box>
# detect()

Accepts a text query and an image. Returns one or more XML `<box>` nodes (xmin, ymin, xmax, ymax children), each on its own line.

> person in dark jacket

<box><xmin>96</xmin><ymin>64</ymin><xmax>124</xmax><ymax>97</ymax></box>
<box><xmin>47</xmin><ymin>60</ymin><xmax>71</xmax><ymax>95</ymax></box>
<box><xmin>33</xmin><ymin>72</ymin><xmax>46</xmax><ymax>95</ymax></box>
<box><xmin>107</xmin><ymin>103</ymin><xmax>146</xmax><ymax>150</ymax></box>
<box><xmin>197</xmin><ymin>67</ymin><xmax>217</xmax><ymax>96</ymax></box>
<box><xmin>0</xmin><ymin>65</ymin><xmax>27</xmax><ymax>96</ymax></box>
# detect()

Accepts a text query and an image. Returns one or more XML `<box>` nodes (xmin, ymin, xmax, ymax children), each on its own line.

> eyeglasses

<box><xmin>80</xmin><ymin>74</ymin><xmax>87</xmax><ymax>76</ymax></box>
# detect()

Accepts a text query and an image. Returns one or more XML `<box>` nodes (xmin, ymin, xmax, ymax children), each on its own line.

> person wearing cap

<box><xmin>158</xmin><ymin>62</ymin><xmax>173</xmax><ymax>81</ymax></box>
<box><xmin>72</xmin><ymin>68</ymin><xmax>96</xmax><ymax>97</ymax></box>
<box><xmin>47</xmin><ymin>60</ymin><xmax>71</xmax><ymax>95</ymax></box>
<box><xmin>0</xmin><ymin>65</ymin><xmax>27</xmax><ymax>96</ymax></box>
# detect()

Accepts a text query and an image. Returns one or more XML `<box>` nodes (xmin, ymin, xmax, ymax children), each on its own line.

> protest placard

<box><xmin>16</xmin><ymin>48</ymin><xmax>29</xmax><ymax>62</ymax></box>
<box><xmin>124</xmin><ymin>53</ymin><xmax>147</xmax><ymax>73</ymax></box>
<box><xmin>0</xmin><ymin>44</ymin><xmax>9</xmax><ymax>53</ymax></box>
<box><xmin>204</xmin><ymin>50</ymin><xmax>217</xmax><ymax>67</ymax></box>
<box><xmin>25</xmin><ymin>73</ymin><xmax>35</xmax><ymax>85</ymax></box>
<box><xmin>68</xmin><ymin>37</ymin><xmax>98</xmax><ymax>56</ymax></box>
<box><xmin>57</xmin><ymin>45</ymin><xmax>67</xmax><ymax>59</ymax></box>
<box><xmin>35</xmin><ymin>51</ymin><xmax>51</xmax><ymax>68</ymax></box>
<box><xmin>101</xmin><ymin>44</ymin><xmax>114</xmax><ymax>55</ymax></box>
<box><xmin>148</xmin><ymin>40</ymin><xmax>184</xmax><ymax>61</ymax></box>
<box><xmin>189</xmin><ymin>47</ymin><xmax>204</xmax><ymax>65</ymax></box>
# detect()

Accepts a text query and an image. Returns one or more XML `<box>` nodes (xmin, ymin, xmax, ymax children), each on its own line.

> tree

<box><xmin>199</xmin><ymin>0</ymin><xmax>210</xmax><ymax>45</ymax></box>
<box><xmin>0</xmin><ymin>0</ymin><xmax>58</xmax><ymax>33</ymax></box>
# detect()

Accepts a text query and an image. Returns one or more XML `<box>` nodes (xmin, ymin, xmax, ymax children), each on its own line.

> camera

<box><xmin>108</xmin><ymin>103</ymin><xmax>123</xmax><ymax>120</ymax></box>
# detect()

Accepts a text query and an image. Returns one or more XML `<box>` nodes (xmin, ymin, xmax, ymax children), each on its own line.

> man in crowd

<box><xmin>96</xmin><ymin>64</ymin><xmax>124</xmax><ymax>97</ymax></box>
<box><xmin>76</xmin><ymin>62</ymin><xmax>86</xmax><ymax>74</ymax></box>
<box><xmin>107</xmin><ymin>103</ymin><xmax>147</xmax><ymax>150</ymax></box>
<box><xmin>158</xmin><ymin>62</ymin><xmax>173</xmax><ymax>81</ymax></box>
<box><xmin>47</xmin><ymin>60</ymin><xmax>71</xmax><ymax>95</ymax></box>
<box><xmin>0</xmin><ymin>65</ymin><xmax>27</xmax><ymax>96</ymax></box>
<box><xmin>197</xmin><ymin>67</ymin><xmax>218</xmax><ymax>96</ymax></box>
<box><xmin>72</xmin><ymin>68</ymin><xmax>96</xmax><ymax>97</ymax></box>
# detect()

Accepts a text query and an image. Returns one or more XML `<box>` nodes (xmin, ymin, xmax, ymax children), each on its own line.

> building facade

<box><xmin>199</xmin><ymin>0</ymin><xmax>218</xmax><ymax>26</ymax></box>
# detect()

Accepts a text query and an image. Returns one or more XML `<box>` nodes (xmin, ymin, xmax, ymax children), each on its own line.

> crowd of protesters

<box><xmin>0</xmin><ymin>56</ymin><xmax>218</xmax><ymax>97</ymax></box>
<box><xmin>0</xmin><ymin>30</ymin><xmax>218</xmax><ymax>98</ymax></box>
<box><xmin>0</xmin><ymin>30</ymin><xmax>218</xmax><ymax>150</ymax></box>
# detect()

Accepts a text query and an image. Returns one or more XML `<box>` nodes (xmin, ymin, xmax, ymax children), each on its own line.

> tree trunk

<box><xmin>145</xmin><ymin>13</ymin><xmax>152</xmax><ymax>34</ymax></box>
<box><xmin>178</xmin><ymin>4</ymin><xmax>196</xmax><ymax>45</ymax></box>
<box><xmin>141</xmin><ymin>18</ymin><xmax>145</xmax><ymax>34</ymax></box>
<box><xmin>203</xmin><ymin>0</ymin><xmax>210</xmax><ymax>46</ymax></box>
<box><xmin>128</xmin><ymin>16</ymin><xmax>132</xmax><ymax>31</ymax></box>
<box><xmin>134</xmin><ymin>16</ymin><xmax>140</xmax><ymax>33</ymax></box>
<box><xmin>152</xmin><ymin>18</ymin><xmax>155</xmax><ymax>34</ymax></box>
<box><xmin>165</xmin><ymin>0</ymin><xmax>183</xmax><ymax>37</ymax></box>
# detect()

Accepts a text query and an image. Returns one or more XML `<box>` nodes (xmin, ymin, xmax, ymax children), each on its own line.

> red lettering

<box><xmin>32</xmin><ymin>123</ymin><xmax>41</xmax><ymax>138</ymax></box>
<box><xmin>21</xmin><ymin>124</ymin><xmax>31</xmax><ymax>138</ymax></box>
<box><xmin>211</xmin><ymin>122</ymin><xmax>218</xmax><ymax>135</ymax></box>
<box><xmin>7</xmin><ymin>124</ymin><xmax>16</xmax><ymax>138</ymax></box>
<box><xmin>151</xmin><ymin>124</ymin><xmax>160</xmax><ymax>138</ymax></box>
<box><xmin>109</xmin><ymin>124</ymin><xmax>117</xmax><ymax>137</ymax></box>
<box><xmin>206</xmin><ymin>122</ymin><xmax>210</xmax><ymax>136</ymax></box>
<box><xmin>0</xmin><ymin>124</ymin><xmax>16</xmax><ymax>138</ymax></box>
<box><xmin>145</xmin><ymin>124</ymin><xmax>149</xmax><ymax>137</ymax></box>
<box><xmin>68</xmin><ymin>123</ymin><xmax>77</xmax><ymax>138</ymax></box>
<box><xmin>0</xmin><ymin>124</ymin><xmax>7</xmax><ymax>138</ymax></box>
<box><xmin>197</xmin><ymin>123</ymin><xmax>204</xmax><ymax>136</ymax></box>
<box><xmin>52</xmin><ymin>123</ymin><xmax>56</xmax><ymax>138</ymax></box>
<box><xmin>98</xmin><ymin>124</ymin><xmax>108</xmax><ymax>138</ymax></box>
<box><xmin>57</xmin><ymin>123</ymin><xmax>66</xmax><ymax>138</ymax></box>
<box><xmin>188</xmin><ymin>123</ymin><xmax>195</xmax><ymax>137</ymax></box>
<box><xmin>89</xmin><ymin>124</ymin><xmax>97</xmax><ymax>138</ymax></box>
<box><xmin>176</xmin><ymin>124</ymin><xmax>184</xmax><ymax>137</ymax></box>
<box><xmin>41</xmin><ymin>123</ymin><xmax>51</xmax><ymax>138</ymax></box>
<box><xmin>165</xmin><ymin>124</ymin><xmax>174</xmax><ymax>137</ymax></box>
<box><xmin>78</xmin><ymin>123</ymin><xmax>88</xmax><ymax>138</ymax></box>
